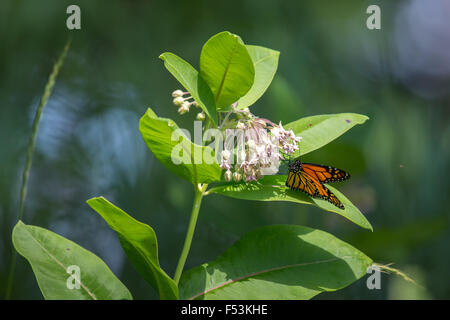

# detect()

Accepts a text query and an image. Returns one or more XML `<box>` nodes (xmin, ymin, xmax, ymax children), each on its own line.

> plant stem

<box><xmin>173</xmin><ymin>184</ymin><xmax>207</xmax><ymax>285</ymax></box>
<box><xmin>4</xmin><ymin>38</ymin><xmax>71</xmax><ymax>299</ymax></box>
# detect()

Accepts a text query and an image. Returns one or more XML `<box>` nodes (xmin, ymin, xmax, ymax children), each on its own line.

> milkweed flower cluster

<box><xmin>170</xmin><ymin>90</ymin><xmax>302</xmax><ymax>183</ymax></box>
<box><xmin>219</xmin><ymin>107</ymin><xmax>302</xmax><ymax>182</ymax></box>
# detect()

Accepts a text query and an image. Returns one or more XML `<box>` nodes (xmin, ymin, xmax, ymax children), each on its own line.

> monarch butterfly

<box><xmin>285</xmin><ymin>159</ymin><xmax>350</xmax><ymax>209</ymax></box>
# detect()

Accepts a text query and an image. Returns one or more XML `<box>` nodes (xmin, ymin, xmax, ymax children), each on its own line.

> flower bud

<box><xmin>177</xmin><ymin>102</ymin><xmax>190</xmax><ymax>115</ymax></box>
<box><xmin>172</xmin><ymin>90</ymin><xmax>184</xmax><ymax>97</ymax></box>
<box><xmin>196</xmin><ymin>111</ymin><xmax>205</xmax><ymax>121</ymax></box>
<box><xmin>173</xmin><ymin>97</ymin><xmax>185</xmax><ymax>106</ymax></box>
<box><xmin>236</xmin><ymin>121</ymin><xmax>246</xmax><ymax>130</ymax></box>
<box><xmin>233</xmin><ymin>171</ymin><xmax>242</xmax><ymax>182</ymax></box>
<box><xmin>270</xmin><ymin>126</ymin><xmax>281</xmax><ymax>137</ymax></box>
<box><xmin>224</xmin><ymin>169</ymin><xmax>232</xmax><ymax>182</ymax></box>
<box><xmin>242</xmin><ymin>108</ymin><xmax>252</xmax><ymax>118</ymax></box>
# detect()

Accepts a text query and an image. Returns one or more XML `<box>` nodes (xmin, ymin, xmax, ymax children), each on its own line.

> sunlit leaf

<box><xmin>285</xmin><ymin>113</ymin><xmax>369</xmax><ymax>156</ymax></box>
<box><xmin>237</xmin><ymin>45</ymin><xmax>279</xmax><ymax>109</ymax></box>
<box><xmin>139</xmin><ymin>108</ymin><xmax>222</xmax><ymax>184</ymax></box>
<box><xmin>87</xmin><ymin>197</ymin><xmax>178</xmax><ymax>300</ymax></box>
<box><xmin>208</xmin><ymin>175</ymin><xmax>372</xmax><ymax>231</ymax></box>
<box><xmin>12</xmin><ymin>220</ymin><xmax>132</xmax><ymax>300</ymax></box>
<box><xmin>180</xmin><ymin>224</ymin><xmax>373</xmax><ymax>299</ymax></box>
<box><xmin>200</xmin><ymin>31</ymin><xmax>255</xmax><ymax>110</ymax></box>
<box><xmin>159</xmin><ymin>52</ymin><xmax>217</xmax><ymax>126</ymax></box>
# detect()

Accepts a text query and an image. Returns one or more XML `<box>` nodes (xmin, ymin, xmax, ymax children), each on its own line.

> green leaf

<box><xmin>200</xmin><ymin>31</ymin><xmax>255</xmax><ymax>110</ymax></box>
<box><xmin>180</xmin><ymin>224</ymin><xmax>373</xmax><ymax>300</ymax></box>
<box><xmin>159</xmin><ymin>52</ymin><xmax>217</xmax><ymax>126</ymax></box>
<box><xmin>139</xmin><ymin>108</ymin><xmax>222</xmax><ymax>184</ymax></box>
<box><xmin>86</xmin><ymin>197</ymin><xmax>178</xmax><ymax>300</ymax></box>
<box><xmin>285</xmin><ymin>113</ymin><xmax>369</xmax><ymax>156</ymax></box>
<box><xmin>237</xmin><ymin>45</ymin><xmax>280</xmax><ymax>109</ymax></box>
<box><xmin>208</xmin><ymin>175</ymin><xmax>373</xmax><ymax>231</ymax></box>
<box><xmin>12</xmin><ymin>220</ymin><xmax>132</xmax><ymax>300</ymax></box>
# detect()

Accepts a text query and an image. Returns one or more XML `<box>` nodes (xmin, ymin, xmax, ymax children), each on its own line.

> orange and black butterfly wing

<box><xmin>285</xmin><ymin>170</ymin><xmax>296</xmax><ymax>188</ymax></box>
<box><xmin>310</xmin><ymin>178</ymin><xmax>345</xmax><ymax>209</ymax></box>
<box><xmin>286</xmin><ymin>169</ymin><xmax>345</xmax><ymax>209</ymax></box>
<box><xmin>301</xmin><ymin>163</ymin><xmax>350</xmax><ymax>183</ymax></box>
<box><xmin>286</xmin><ymin>160</ymin><xmax>345</xmax><ymax>209</ymax></box>
<box><xmin>285</xmin><ymin>170</ymin><xmax>317</xmax><ymax>197</ymax></box>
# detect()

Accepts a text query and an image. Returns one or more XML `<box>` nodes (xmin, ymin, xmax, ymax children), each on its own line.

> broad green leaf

<box><xmin>180</xmin><ymin>224</ymin><xmax>373</xmax><ymax>300</ymax></box>
<box><xmin>285</xmin><ymin>113</ymin><xmax>369</xmax><ymax>156</ymax></box>
<box><xmin>208</xmin><ymin>175</ymin><xmax>372</xmax><ymax>231</ymax></box>
<box><xmin>139</xmin><ymin>108</ymin><xmax>222</xmax><ymax>184</ymax></box>
<box><xmin>237</xmin><ymin>45</ymin><xmax>280</xmax><ymax>109</ymax></box>
<box><xmin>86</xmin><ymin>197</ymin><xmax>178</xmax><ymax>300</ymax></box>
<box><xmin>200</xmin><ymin>31</ymin><xmax>255</xmax><ymax>110</ymax></box>
<box><xmin>12</xmin><ymin>220</ymin><xmax>132</xmax><ymax>300</ymax></box>
<box><xmin>159</xmin><ymin>52</ymin><xmax>217</xmax><ymax>126</ymax></box>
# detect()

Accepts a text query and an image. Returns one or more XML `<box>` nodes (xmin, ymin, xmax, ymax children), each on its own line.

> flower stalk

<box><xmin>173</xmin><ymin>183</ymin><xmax>207</xmax><ymax>285</ymax></box>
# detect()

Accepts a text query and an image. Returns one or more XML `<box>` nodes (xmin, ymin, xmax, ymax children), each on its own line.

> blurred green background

<box><xmin>1</xmin><ymin>0</ymin><xmax>449</xmax><ymax>299</ymax></box>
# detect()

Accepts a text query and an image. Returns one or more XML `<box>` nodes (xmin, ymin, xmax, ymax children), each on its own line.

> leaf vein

<box><xmin>253</xmin><ymin>53</ymin><xmax>277</xmax><ymax>66</ymax></box>
<box><xmin>215</xmin><ymin>41</ymin><xmax>238</xmax><ymax>104</ymax></box>
<box><xmin>189</xmin><ymin>256</ymin><xmax>353</xmax><ymax>300</ymax></box>
<box><xmin>23</xmin><ymin>226</ymin><xmax>97</xmax><ymax>300</ymax></box>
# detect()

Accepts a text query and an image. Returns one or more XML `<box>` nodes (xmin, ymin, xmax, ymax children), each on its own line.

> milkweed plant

<box><xmin>12</xmin><ymin>31</ymin><xmax>403</xmax><ymax>300</ymax></box>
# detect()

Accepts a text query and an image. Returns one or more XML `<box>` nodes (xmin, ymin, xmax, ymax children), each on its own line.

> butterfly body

<box><xmin>285</xmin><ymin>160</ymin><xmax>349</xmax><ymax>209</ymax></box>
